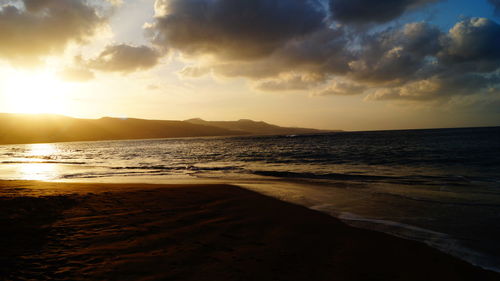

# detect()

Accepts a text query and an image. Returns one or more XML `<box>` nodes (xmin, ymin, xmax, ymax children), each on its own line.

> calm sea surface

<box><xmin>1</xmin><ymin>127</ymin><xmax>499</xmax><ymax>271</ymax></box>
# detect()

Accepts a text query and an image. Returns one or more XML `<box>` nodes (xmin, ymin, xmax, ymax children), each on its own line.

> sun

<box><xmin>3</xmin><ymin>69</ymin><xmax>71</xmax><ymax>115</ymax></box>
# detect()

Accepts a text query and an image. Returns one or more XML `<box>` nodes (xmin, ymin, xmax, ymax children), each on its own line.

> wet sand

<box><xmin>1</xmin><ymin>180</ymin><xmax>498</xmax><ymax>281</ymax></box>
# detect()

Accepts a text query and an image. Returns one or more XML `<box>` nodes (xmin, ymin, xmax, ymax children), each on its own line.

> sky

<box><xmin>0</xmin><ymin>0</ymin><xmax>499</xmax><ymax>131</ymax></box>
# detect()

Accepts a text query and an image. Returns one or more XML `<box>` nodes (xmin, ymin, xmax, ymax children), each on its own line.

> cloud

<box><xmin>145</xmin><ymin>0</ymin><xmax>499</xmax><ymax>105</ymax></box>
<box><xmin>330</xmin><ymin>18</ymin><xmax>500</xmax><ymax>102</ymax></box>
<box><xmin>489</xmin><ymin>0</ymin><xmax>500</xmax><ymax>16</ymax></box>
<box><xmin>147</xmin><ymin>0</ymin><xmax>327</xmax><ymax>60</ymax></box>
<box><xmin>179</xmin><ymin>65</ymin><xmax>211</xmax><ymax>78</ymax></box>
<box><xmin>149</xmin><ymin>0</ymin><xmax>439</xmax><ymax>84</ymax></box>
<box><xmin>438</xmin><ymin>18</ymin><xmax>500</xmax><ymax>72</ymax></box>
<box><xmin>106</xmin><ymin>0</ymin><xmax>124</xmax><ymax>6</ymax></box>
<box><xmin>146</xmin><ymin>1</ymin><xmax>441</xmax><ymax>84</ymax></box>
<box><xmin>187</xmin><ymin>26</ymin><xmax>352</xmax><ymax>82</ymax></box>
<box><xmin>348</xmin><ymin>22</ymin><xmax>442</xmax><ymax>84</ymax></box>
<box><xmin>86</xmin><ymin>44</ymin><xmax>162</xmax><ymax>73</ymax></box>
<box><xmin>366</xmin><ymin>73</ymin><xmax>500</xmax><ymax>101</ymax></box>
<box><xmin>255</xmin><ymin>73</ymin><xmax>326</xmax><ymax>91</ymax></box>
<box><xmin>359</xmin><ymin>18</ymin><xmax>500</xmax><ymax>101</ymax></box>
<box><xmin>0</xmin><ymin>0</ymin><xmax>106</xmax><ymax>66</ymax></box>
<box><xmin>314</xmin><ymin>80</ymin><xmax>367</xmax><ymax>96</ymax></box>
<box><xmin>329</xmin><ymin>0</ymin><xmax>440</xmax><ymax>24</ymax></box>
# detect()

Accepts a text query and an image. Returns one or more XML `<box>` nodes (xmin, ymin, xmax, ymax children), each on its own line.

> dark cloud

<box><xmin>349</xmin><ymin>22</ymin><xmax>442</xmax><ymax>84</ymax></box>
<box><xmin>23</xmin><ymin>0</ymin><xmax>53</xmax><ymax>12</ymax></box>
<box><xmin>175</xmin><ymin>17</ymin><xmax>500</xmax><ymax>102</ymax></box>
<box><xmin>181</xmin><ymin>27</ymin><xmax>352</xmax><ymax>82</ymax></box>
<box><xmin>329</xmin><ymin>0</ymin><xmax>439</xmax><ymax>24</ymax></box>
<box><xmin>360</xmin><ymin>18</ymin><xmax>500</xmax><ymax>101</ymax></box>
<box><xmin>438</xmin><ymin>18</ymin><xmax>500</xmax><ymax>72</ymax></box>
<box><xmin>267</xmin><ymin>27</ymin><xmax>353</xmax><ymax>76</ymax></box>
<box><xmin>0</xmin><ymin>0</ymin><xmax>105</xmax><ymax>66</ymax></box>
<box><xmin>489</xmin><ymin>0</ymin><xmax>500</xmax><ymax>16</ymax></box>
<box><xmin>148</xmin><ymin>0</ymin><xmax>327</xmax><ymax>60</ymax></box>
<box><xmin>146</xmin><ymin>0</ymin><xmax>499</xmax><ymax>105</ymax></box>
<box><xmin>86</xmin><ymin>44</ymin><xmax>162</xmax><ymax>73</ymax></box>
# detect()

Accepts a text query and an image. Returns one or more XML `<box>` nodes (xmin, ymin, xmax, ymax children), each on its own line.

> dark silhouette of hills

<box><xmin>185</xmin><ymin>118</ymin><xmax>333</xmax><ymax>135</ymax></box>
<box><xmin>0</xmin><ymin>113</ymin><xmax>334</xmax><ymax>145</ymax></box>
<box><xmin>0</xmin><ymin>114</ymin><xmax>245</xmax><ymax>145</ymax></box>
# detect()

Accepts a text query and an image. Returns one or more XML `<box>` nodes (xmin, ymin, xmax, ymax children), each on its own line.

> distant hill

<box><xmin>185</xmin><ymin>118</ymin><xmax>333</xmax><ymax>135</ymax></box>
<box><xmin>0</xmin><ymin>114</ymin><xmax>245</xmax><ymax>145</ymax></box>
<box><xmin>0</xmin><ymin>113</ymin><xmax>335</xmax><ymax>145</ymax></box>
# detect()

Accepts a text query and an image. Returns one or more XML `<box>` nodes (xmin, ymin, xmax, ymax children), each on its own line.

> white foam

<box><xmin>238</xmin><ymin>181</ymin><xmax>500</xmax><ymax>273</ymax></box>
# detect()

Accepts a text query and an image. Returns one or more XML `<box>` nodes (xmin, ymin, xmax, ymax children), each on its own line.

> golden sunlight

<box><xmin>4</xmin><ymin>69</ymin><xmax>71</xmax><ymax>115</ymax></box>
<box><xmin>18</xmin><ymin>144</ymin><xmax>60</xmax><ymax>181</ymax></box>
<box><xmin>19</xmin><ymin>163</ymin><xmax>59</xmax><ymax>181</ymax></box>
<box><xmin>28</xmin><ymin>143</ymin><xmax>58</xmax><ymax>158</ymax></box>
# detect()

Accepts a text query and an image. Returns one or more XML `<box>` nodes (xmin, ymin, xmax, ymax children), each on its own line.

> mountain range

<box><xmin>0</xmin><ymin>113</ymin><xmax>336</xmax><ymax>145</ymax></box>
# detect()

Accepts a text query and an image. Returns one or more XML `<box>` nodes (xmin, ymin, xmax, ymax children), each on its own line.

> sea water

<box><xmin>1</xmin><ymin>127</ymin><xmax>499</xmax><ymax>271</ymax></box>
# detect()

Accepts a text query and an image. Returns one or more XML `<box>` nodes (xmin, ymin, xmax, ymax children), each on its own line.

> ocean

<box><xmin>1</xmin><ymin>126</ymin><xmax>499</xmax><ymax>272</ymax></box>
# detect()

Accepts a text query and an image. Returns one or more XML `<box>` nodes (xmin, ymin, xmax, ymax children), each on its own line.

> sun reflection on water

<box><xmin>18</xmin><ymin>143</ymin><xmax>59</xmax><ymax>180</ymax></box>
<box><xmin>28</xmin><ymin>143</ymin><xmax>58</xmax><ymax>158</ymax></box>
<box><xmin>19</xmin><ymin>163</ymin><xmax>59</xmax><ymax>180</ymax></box>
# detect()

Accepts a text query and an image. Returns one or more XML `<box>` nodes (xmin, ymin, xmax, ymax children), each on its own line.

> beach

<box><xmin>1</xmin><ymin>0</ymin><xmax>499</xmax><ymax>279</ymax></box>
<box><xmin>1</xmin><ymin>180</ymin><xmax>498</xmax><ymax>281</ymax></box>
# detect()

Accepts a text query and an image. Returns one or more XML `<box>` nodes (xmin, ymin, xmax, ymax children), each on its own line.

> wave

<box><xmin>250</xmin><ymin>170</ymin><xmax>500</xmax><ymax>187</ymax></box>
<box><xmin>334</xmin><ymin>211</ymin><xmax>500</xmax><ymax>273</ymax></box>
<box><xmin>59</xmin><ymin>165</ymin><xmax>242</xmax><ymax>180</ymax></box>
<box><xmin>1</xmin><ymin>160</ymin><xmax>87</xmax><ymax>165</ymax></box>
<box><xmin>252</xmin><ymin>170</ymin><xmax>396</xmax><ymax>181</ymax></box>
<box><xmin>110</xmin><ymin>165</ymin><xmax>241</xmax><ymax>172</ymax></box>
<box><xmin>60</xmin><ymin>170</ymin><xmax>167</xmax><ymax>179</ymax></box>
<box><xmin>376</xmin><ymin>191</ymin><xmax>500</xmax><ymax>207</ymax></box>
<box><xmin>240</xmin><ymin>182</ymin><xmax>500</xmax><ymax>274</ymax></box>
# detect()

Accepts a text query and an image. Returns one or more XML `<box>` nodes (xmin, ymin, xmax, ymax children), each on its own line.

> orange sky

<box><xmin>0</xmin><ymin>0</ymin><xmax>499</xmax><ymax>131</ymax></box>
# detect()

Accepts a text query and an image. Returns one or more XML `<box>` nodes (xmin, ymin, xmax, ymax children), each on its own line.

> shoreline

<box><xmin>238</xmin><ymin>181</ymin><xmax>500</xmax><ymax>274</ymax></box>
<box><xmin>1</xmin><ymin>180</ymin><xmax>499</xmax><ymax>280</ymax></box>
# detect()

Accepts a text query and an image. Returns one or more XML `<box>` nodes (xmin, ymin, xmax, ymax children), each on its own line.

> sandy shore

<box><xmin>1</xmin><ymin>180</ymin><xmax>498</xmax><ymax>281</ymax></box>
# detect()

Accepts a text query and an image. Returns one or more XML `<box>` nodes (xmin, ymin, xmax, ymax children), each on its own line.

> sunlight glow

<box><xmin>19</xmin><ymin>163</ymin><xmax>59</xmax><ymax>181</ymax></box>
<box><xmin>18</xmin><ymin>144</ymin><xmax>60</xmax><ymax>181</ymax></box>
<box><xmin>4</xmin><ymin>69</ymin><xmax>71</xmax><ymax>115</ymax></box>
<box><xmin>28</xmin><ymin>143</ymin><xmax>58</xmax><ymax>158</ymax></box>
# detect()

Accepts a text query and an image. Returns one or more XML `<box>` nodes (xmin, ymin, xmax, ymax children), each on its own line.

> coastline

<box><xmin>1</xmin><ymin>180</ymin><xmax>498</xmax><ymax>280</ymax></box>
